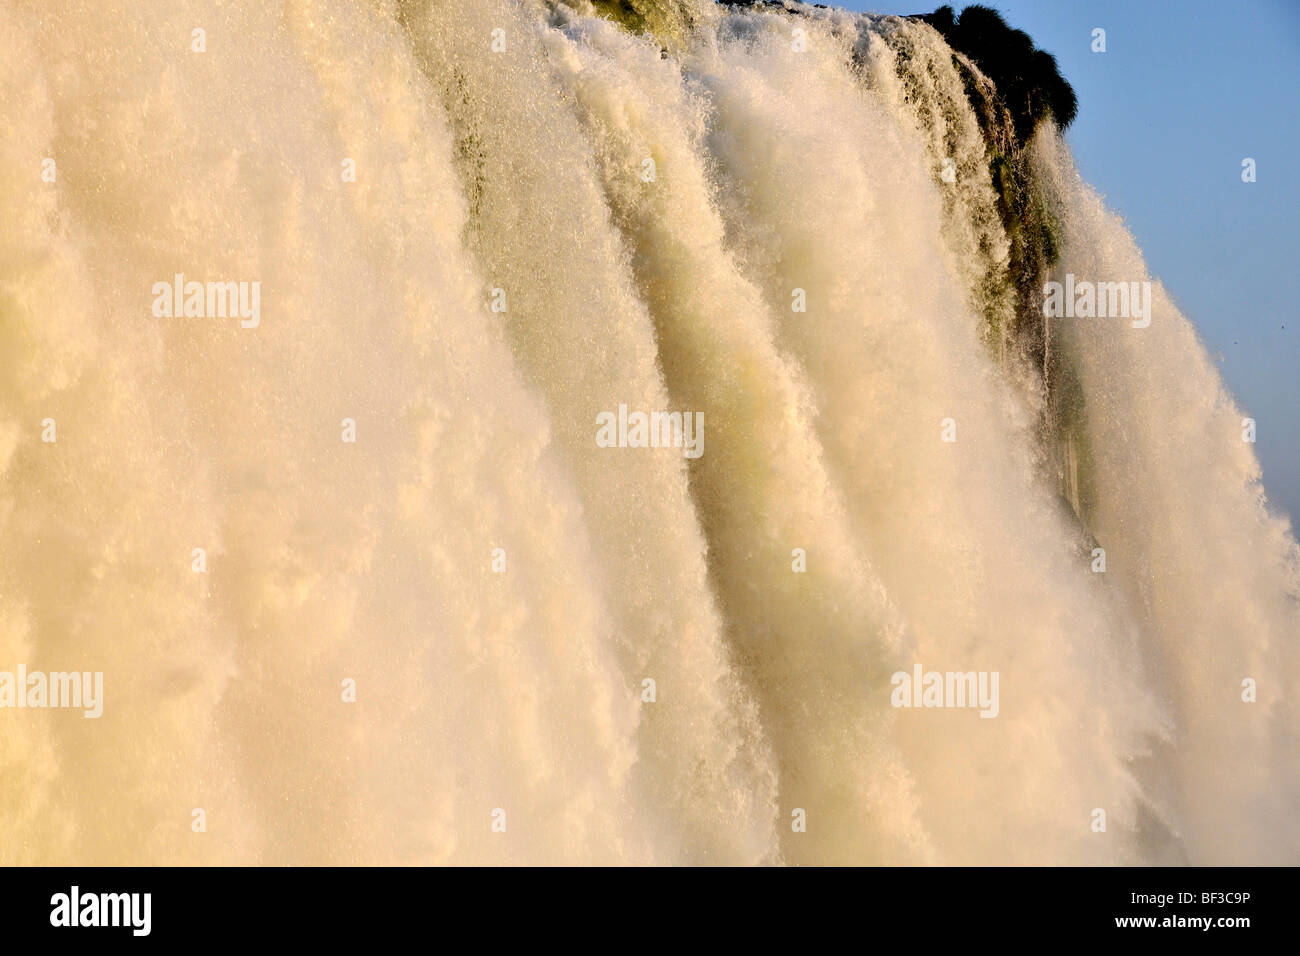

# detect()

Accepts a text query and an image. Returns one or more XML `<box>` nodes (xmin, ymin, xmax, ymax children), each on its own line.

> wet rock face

<box><xmin>878</xmin><ymin>4</ymin><xmax>1084</xmax><ymax>515</ymax></box>
<box><xmin>581</xmin><ymin>2</ymin><xmax>1076</xmax><ymax>356</ymax></box>
<box><xmin>908</xmin><ymin>5</ymin><xmax>1080</xmax><ymax>413</ymax></box>
<box><xmin>584</xmin><ymin>0</ymin><xmax>702</xmax><ymax>48</ymax></box>
<box><xmin>578</xmin><ymin>1</ymin><xmax>1081</xmax><ymax>506</ymax></box>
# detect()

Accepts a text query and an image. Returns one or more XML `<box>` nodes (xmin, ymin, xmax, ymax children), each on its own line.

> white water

<box><xmin>0</xmin><ymin>0</ymin><xmax>1294</xmax><ymax>865</ymax></box>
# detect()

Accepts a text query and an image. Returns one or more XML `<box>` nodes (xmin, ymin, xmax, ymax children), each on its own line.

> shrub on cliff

<box><xmin>919</xmin><ymin>4</ymin><xmax>1076</xmax><ymax>143</ymax></box>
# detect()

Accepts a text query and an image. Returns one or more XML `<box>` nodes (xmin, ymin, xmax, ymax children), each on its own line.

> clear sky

<box><xmin>833</xmin><ymin>0</ymin><xmax>1300</xmax><ymax>525</ymax></box>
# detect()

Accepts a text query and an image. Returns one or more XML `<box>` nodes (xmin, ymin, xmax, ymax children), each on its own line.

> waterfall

<box><xmin>0</xmin><ymin>0</ymin><xmax>1294</xmax><ymax>865</ymax></box>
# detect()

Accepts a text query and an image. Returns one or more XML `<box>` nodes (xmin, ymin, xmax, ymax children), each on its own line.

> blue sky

<box><xmin>835</xmin><ymin>0</ymin><xmax>1300</xmax><ymax>524</ymax></box>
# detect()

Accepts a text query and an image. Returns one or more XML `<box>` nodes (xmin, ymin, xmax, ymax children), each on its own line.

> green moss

<box><xmin>584</xmin><ymin>0</ymin><xmax>699</xmax><ymax>48</ymax></box>
<box><xmin>910</xmin><ymin>8</ymin><xmax>1072</xmax><ymax>372</ymax></box>
<box><xmin>894</xmin><ymin>7</ymin><xmax>1089</xmax><ymax>520</ymax></box>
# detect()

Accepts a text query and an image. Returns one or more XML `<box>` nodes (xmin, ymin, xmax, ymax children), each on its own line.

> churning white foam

<box><xmin>0</xmin><ymin>0</ymin><xmax>1293</xmax><ymax>865</ymax></box>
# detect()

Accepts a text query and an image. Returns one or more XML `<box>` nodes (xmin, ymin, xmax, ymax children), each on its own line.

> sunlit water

<box><xmin>0</xmin><ymin>0</ymin><xmax>1294</xmax><ymax>865</ymax></box>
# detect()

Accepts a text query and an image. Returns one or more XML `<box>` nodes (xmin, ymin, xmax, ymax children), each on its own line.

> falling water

<box><xmin>0</xmin><ymin>0</ymin><xmax>1294</xmax><ymax>865</ymax></box>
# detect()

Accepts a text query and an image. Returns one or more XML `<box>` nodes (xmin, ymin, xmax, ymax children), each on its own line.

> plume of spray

<box><xmin>0</xmin><ymin>0</ymin><xmax>1294</xmax><ymax>865</ymax></box>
